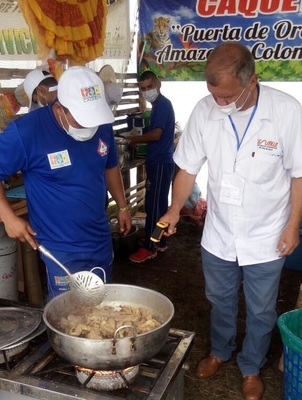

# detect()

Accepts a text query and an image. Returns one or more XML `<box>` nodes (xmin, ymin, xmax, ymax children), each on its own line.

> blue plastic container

<box><xmin>277</xmin><ymin>308</ymin><xmax>302</xmax><ymax>399</ymax></box>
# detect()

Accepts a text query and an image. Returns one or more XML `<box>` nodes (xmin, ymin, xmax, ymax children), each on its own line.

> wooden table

<box><xmin>108</xmin><ymin>158</ymin><xmax>146</xmax><ymax>218</ymax></box>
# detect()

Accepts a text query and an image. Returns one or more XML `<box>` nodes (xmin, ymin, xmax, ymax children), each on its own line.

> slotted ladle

<box><xmin>38</xmin><ymin>244</ymin><xmax>106</xmax><ymax>307</ymax></box>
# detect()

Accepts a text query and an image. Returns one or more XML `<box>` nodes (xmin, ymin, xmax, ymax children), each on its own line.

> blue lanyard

<box><xmin>228</xmin><ymin>100</ymin><xmax>258</xmax><ymax>151</ymax></box>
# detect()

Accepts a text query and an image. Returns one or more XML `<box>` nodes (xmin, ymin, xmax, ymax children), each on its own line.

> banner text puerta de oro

<box><xmin>138</xmin><ymin>0</ymin><xmax>302</xmax><ymax>81</ymax></box>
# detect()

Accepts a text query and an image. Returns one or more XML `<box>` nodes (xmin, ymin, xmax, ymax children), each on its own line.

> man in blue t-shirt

<box><xmin>127</xmin><ymin>71</ymin><xmax>175</xmax><ymax>263</ymax></box>
<box><xmin>0</xmin><ymin>66</ymin><xmax>131</xmax><ymax>299</ymax></box>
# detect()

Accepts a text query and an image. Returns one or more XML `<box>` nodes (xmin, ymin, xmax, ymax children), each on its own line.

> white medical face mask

<box><xmin>214</xmin><ymin>86</ymin><xmax>248</xmax><ymax>115</ymax></box>
<box><xmin>37</xmin><ymin>99</ymin><xmax>44</xmax><ymax>108</ymax></box>
<box><xmin>142</xmin><ymin>88</ymin><xmax>159</xmax><ymax>103</ymax></box>
<box><xmin>60</xmin><ymin>111</ymin><xmax>98</xmax><ymax>141</ymax></box>
<box><xmin>67</xmin><ymin>125</ymin><xmax>98</xmax><ymax>141</ymax></box>
<box><xmin>36</xmin><ymin>92</ymin><xmax>47</xmax><ymax>108</ymax></box>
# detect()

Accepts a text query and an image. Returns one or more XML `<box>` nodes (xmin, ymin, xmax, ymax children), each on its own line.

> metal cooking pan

<box><xmin>43</xmin><ymin>284</ymin><xmax>174</xmax><ymax>370</ymax></box>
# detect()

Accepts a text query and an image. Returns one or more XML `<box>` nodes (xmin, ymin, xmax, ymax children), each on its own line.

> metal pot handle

<box><xmin>90</xmin><ymin>267</ymin><xmax>107</xmax><ymax>283</ymax></box>
<box><xmin>112</xmin><ymin>325</ymin><xmax>137</xmax><ymax>355</ymax></box>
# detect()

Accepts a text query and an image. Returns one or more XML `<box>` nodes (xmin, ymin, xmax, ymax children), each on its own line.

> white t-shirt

<box><xmin>174</xmin><ymin>84</ymin><xmax>302</xmax><ymax>265</ymax></box>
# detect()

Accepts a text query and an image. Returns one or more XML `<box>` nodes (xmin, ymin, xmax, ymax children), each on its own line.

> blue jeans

<box><xmin>201</xmin><ymin>246</ymin><xmax>285</xmax><ymax>376</ymax></box>
<box><xmin>40</xmin><ymin>252</ymin><xmax>112</xmax><ymax>300</ymax></box>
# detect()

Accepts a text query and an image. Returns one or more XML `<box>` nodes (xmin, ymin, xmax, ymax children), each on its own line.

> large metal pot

<box><xmin>43</xmin><ymin>284</ymin><xmax>174</xmax><ymax>370</ymax></box>
<box><xmin>115</xmin><ymin>137</ymin><xmax>131</xmax><ymax>152</ymax></box>
<box><xmin>115</xmin><ymin>137</ymin><xmax>134</xmax><ymax>162</ymax></box>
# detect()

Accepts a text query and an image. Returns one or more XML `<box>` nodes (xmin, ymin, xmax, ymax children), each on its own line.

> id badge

<box><xmin>219</xmin><ymin>173</ymin><xmax>245</xmax><ymax>206</ymax></box>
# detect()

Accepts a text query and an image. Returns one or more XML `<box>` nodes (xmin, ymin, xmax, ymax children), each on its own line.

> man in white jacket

<box><xmin>159</xmin><ymin>42</ymin><xmax>302</xmax><ymax>400</ymax></box>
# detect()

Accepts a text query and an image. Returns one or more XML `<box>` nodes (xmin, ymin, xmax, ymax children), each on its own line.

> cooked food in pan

<box><xmin>59</xmin><ymin>304</ymin><xmax>161</xmax><ymax>339</ymax></box>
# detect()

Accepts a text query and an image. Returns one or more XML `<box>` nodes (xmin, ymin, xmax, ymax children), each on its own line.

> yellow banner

<box><xmin>0</xmin><ymin>2</ymin><xmax>37</xmax><ymax>60</ymax></box>
<box><xmin>0</xmin><ymin>0</ymin><xmax>130</xmax><ymax>61</ymax></box>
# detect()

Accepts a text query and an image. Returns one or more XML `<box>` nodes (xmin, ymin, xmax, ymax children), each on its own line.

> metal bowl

<box><xmin>115</xmin><ymin>138</ymin><xmax>134</xmax><ymax>161</ymax></box>
<box><xmin>115</xmin><ymin>137</ymin><xmax>131</xmax><ymax>153</ymax></box>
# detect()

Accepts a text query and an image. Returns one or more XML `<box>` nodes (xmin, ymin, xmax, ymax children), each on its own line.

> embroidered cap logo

<box><xmin>81</xmin><ymin>85</ymin><xmax>102</xmax><ymax>102</ymax></box>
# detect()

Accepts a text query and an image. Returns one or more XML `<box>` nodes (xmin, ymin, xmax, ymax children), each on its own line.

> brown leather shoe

<box><xmin>242</xmin><ymin>375</ymin><xmax>264</xmax><ymax>400</ymax></box>
<box><xmin>195</xmin><ymin>354</ymin><xmax>224</xmax><ymax>379</ymax></box>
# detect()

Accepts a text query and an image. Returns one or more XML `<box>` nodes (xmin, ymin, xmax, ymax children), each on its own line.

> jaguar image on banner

<box><xmin>138</xmin><ymin>0</ymin><xmax>302</xmax><ymax>81</ymax></box>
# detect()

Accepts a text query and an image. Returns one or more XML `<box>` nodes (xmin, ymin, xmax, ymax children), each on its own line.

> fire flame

<box><xmin>75</xmin><ymin>365</ymin><xmax>137</xmax><ymax>377</ymax></box>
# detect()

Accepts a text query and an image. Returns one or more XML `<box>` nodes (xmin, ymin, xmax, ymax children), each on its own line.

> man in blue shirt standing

<box><xmin>0</xmin><ymin>66</ymin><xmax>131</xmax><ymax>298</ymax></box>
<box><xmin>127</xmin><ymin>71</ymin><xmax>175</xmax><ymax>263</ymax></box>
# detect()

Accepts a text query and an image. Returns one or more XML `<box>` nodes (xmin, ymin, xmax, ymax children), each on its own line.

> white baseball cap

<box><xmin>58</xmin><ymin>66</ymin><xmax>115</xmax><ymax>127</ymax></box>
<box><xmin>23</xmin><ymin>69</ymin><xmax>53</xmax><ymax>111</ymax></box>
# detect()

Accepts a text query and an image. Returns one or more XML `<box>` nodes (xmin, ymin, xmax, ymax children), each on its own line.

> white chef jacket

<box><xmin>174</xmin><ymin>84</ymin><xmax>302</xmax><ymax>265</ymax></box>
